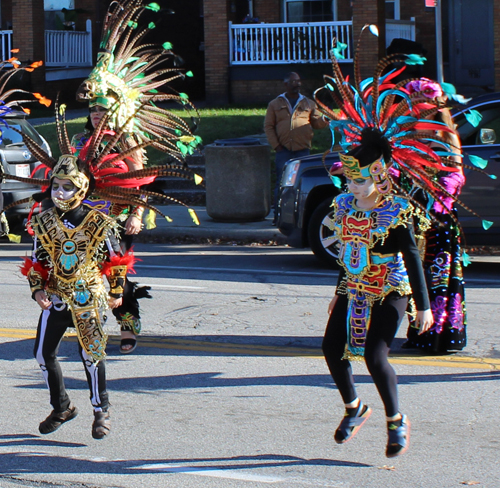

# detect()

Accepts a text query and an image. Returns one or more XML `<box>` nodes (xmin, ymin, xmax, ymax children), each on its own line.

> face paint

<box><xmin>52</xmin><ymin>178</ymin><xmax>80</xmax><ymax>211</ymax></box>
<box><xmin>89</xmin><ymin>105</ymin><xmax>107</xmax><ymax>129</ymax></box>
<box><xmin>346</xmin><ymin>177</ymin><xmax>377</xmax><ymax>200</ymax></box>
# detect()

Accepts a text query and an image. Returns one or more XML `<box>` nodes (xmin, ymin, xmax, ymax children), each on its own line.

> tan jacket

<box><xmin>264</xmin><ymin>94</ymin><xmax>327</xmax><ymax>151</ymax></box>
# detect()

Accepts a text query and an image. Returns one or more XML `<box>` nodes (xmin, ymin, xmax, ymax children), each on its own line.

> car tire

<box><xmin>308</xmin><ymin>197</ymin><xmax>340</xmax><ymax>268</ymax></box>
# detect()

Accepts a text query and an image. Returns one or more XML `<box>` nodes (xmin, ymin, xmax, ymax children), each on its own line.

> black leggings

<box><xmin>322</xmin><ymin>293</ymin><xmax>408</xmax><ymax>417</ymax></box>
<box><xmin>33</xmin><ymin>303</ymin><xmax>108</xmax><ymax>413</ymax></box>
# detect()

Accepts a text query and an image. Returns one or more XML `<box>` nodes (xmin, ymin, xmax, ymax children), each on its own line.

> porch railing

<box><xmin>45</xmin><ymin>19</ymin><xmax>92</xmax><ymax>67</ymax></box>
<box><xmin>0</xmin><ymin>30</ymin><xmax>13</xmax><ymax>62</ymax></box>
<box><xmin>229</xmin><ymin>21</ymin><xmax>353</xmax><ymax>65</ymax></box>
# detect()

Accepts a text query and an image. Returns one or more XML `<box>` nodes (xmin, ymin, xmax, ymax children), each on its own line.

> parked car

<box><xmin>1</xmin><ymin>109</ymin><xmax>52</xmax><ymax>223</ymax></box>
<box><xmin>277</xmin><ymin>92</ymin><xmax>500</xmax><ymax>267</ymax></box>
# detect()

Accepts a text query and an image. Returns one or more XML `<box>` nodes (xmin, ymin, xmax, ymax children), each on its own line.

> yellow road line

<box><xmin>1</xmin><ymin>328</ymin><xmax>499</xmax><ymax>370</ymax></box>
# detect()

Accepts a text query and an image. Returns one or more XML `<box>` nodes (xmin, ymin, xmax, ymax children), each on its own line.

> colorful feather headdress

<box><xmin>0</xmin><ymin>100</ymin><xmax>202</xmax><ymax>227</ymax></box>
<box><xmin>75</xmin><ymin>0</ymin><xmax>200</xmax><ymax>163</ymax></box>
<box><xmin>0</xmin><ymin>52</ymin><xmax>51</xmax><ymax>134</ymax></box>
<box><xmin>314</xmin><ymin>24</ymin><xmax>496</xmax><ymax>230</ymax></box>
<box><xmin>0</xmin><ymin>52</ymin><xmax>51</xmax><ymax>241</ymax></box>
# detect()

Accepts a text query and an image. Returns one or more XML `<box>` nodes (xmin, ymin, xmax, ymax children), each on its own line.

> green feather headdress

<box><xmin>76</xmin><ymin>0</ymin><xmax>200</xmax><ymax>163</ymax></box>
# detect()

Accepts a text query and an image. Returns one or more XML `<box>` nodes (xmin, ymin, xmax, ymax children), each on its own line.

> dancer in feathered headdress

<box><xmin>315</xmin><ymin>25</ymin><xmax>495</xmax><ymax>460</ymax></box>
<box><xmin>1</xmin><ymin>100</ymin><xmax>202</xmax><ymax>439</ymax></box>
<box><xmin>75</xmin><ymin>0</ymin><xmax>200</xmax><ymax>162</ymax></box>
<box><xmin>70</xmin><ymin>0</ymin><xmax>202</xmax><ymax>352</ymax></box>
<box><xmin>0</xmin><ymin>52</ymin><xmax>51</xmax><ymax>241</ymax></box>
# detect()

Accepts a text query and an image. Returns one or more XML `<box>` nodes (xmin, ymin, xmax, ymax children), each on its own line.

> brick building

<box><xmin>202</xmin><ymin>0</ymin><xmax>499</xmax><ymax>104</ymax></box>
<box><xmin>0</xmin><ymin>1</ymin><xmax>497</xmax><ymax>105</ymax></box>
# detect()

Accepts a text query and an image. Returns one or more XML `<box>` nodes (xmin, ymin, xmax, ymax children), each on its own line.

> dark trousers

<box><xmin>33</xmin><ymin>303</ymin><xmax>108</xmax><ymax>412</ymax></box>
<box><xmin>273</xmin><ymin>148</ymin><xmax>310</xmax><ymax>220</ymax></box>
<box><xmin>112</xmin><ymin>231</ymin><xmax>142</xmax><ymax>333</ymax></box>
<box><xmin>322</xmin><ymin>293</ymin><xmax>408</xmax><ymax>417</ymax></box>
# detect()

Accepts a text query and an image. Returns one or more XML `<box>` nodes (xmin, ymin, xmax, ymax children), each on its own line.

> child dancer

<box><xmin>323</xmin><ymin>130</ymin><xmax>432</xmax><ymax>457</ymax></box>
<box><xmin>313</xmin><ymin>26</ymin><xmax>493</xmax><ymax>457</ymax></box>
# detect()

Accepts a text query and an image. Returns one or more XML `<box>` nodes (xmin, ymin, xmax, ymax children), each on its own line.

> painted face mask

<box><xmin>340</xmin><ymin>153</ymin><xmax>391</xmax><ymax>195</ymax></box>
<box><xmin>50</xmin><ymin>155</ymin><xmax>90</xmax><ymax>211</ymax></box>
<box><xmin>346</xmin><ymin>176</ymin><xmax>377</xmax><ymax>200</ymax></box>
<box><xmin>52</xmin><ymin>179</ymin><xmax>79</xmax><ymax>210</ymax></box>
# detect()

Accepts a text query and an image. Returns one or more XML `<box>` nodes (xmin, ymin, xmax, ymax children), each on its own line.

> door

<box><xmin>448</xmin><ymin>0</ymin><xmax>494</xmax><ymax>88</ymax></box>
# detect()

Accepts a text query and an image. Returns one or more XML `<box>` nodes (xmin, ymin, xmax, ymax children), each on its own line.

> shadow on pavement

<box><xmin>0</xmin><ymin>451</ymin><xmax>372</xmax><ymax>476</ymax></box>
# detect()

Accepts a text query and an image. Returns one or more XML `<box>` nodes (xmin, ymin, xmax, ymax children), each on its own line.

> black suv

<box><xmin>1</xmin><ymin>110</ymin><xmax>52</xmax><ymax>223</ymax></box>
<box><xmin>277</xmin><ymin>93</ymin><xmax>500</xmax><ymax>267</ymax></box>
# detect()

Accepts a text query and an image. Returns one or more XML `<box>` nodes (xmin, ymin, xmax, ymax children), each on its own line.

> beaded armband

<box><xmin>336</xmin><ymin>275</ymin><xmax>348</xmax><ymax>295</ymax></box>
<box><xmin>101</xmin><ymin>252</ymin><xmax>137</xmax><ymax>298</ymax></box>
<box><xmin>107</xmin><ymin>265</ymin><xmax>127</xmax><ymax>297</ymax></box>
<box><xmin>20</xmin><ymin>258</ymin><xmax>49</xmax><ymax>297</ymax></box>
<box><xmin>130</xmin><ymin>205</ymin><xmax>145</xmax><ymax>220</ymax></box>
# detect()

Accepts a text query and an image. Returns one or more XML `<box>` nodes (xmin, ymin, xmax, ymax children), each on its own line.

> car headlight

<box><xmin>281</xmin><ymin>160</ymin><xmax>301</xmax><ymax>187</ymax></box>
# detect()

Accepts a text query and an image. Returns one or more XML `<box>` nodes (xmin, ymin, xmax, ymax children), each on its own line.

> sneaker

<box><xmin>39</xmin><ymin>403</ymin><xmax>78</xmax><ymax>434</ymax></box>
<box><xmin>386</xmin><ymin>414</ymin><xmax>411</xmax><ymax>457</ymax></box>
<box><xmin>334</xmin><ymin>402</ymin><xmax>372</xmax><ymax>444</ymax></box>
<box><xmin>92</xmin><ymin>410</ymin><xmax>111</xmax><ymax>439</ymax></box>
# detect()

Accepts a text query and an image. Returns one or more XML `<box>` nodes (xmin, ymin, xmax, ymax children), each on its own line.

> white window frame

<box><xmin>283</xmin><ymin>0</ymin><xmax>337</xmax><ymax>23</ymax></box>
<box><xmin>385</xmin><ymin>0</ymin><xmax>400</xmax><ymax>20</ymax></box>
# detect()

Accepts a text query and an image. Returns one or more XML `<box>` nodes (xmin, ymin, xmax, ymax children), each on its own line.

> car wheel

<box><xmin>308</xmin><ymin>197</ymin><xmax>340</xmax><ymax>268</ymax></box>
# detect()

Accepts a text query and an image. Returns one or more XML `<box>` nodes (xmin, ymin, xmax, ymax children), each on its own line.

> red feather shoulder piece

<box><xmin>101</xmin><ymin>251</ymin><xmax>138</xmax><ymax>276</ymax></box>
<box><xmin>20</xmin><ymin>257</ymin><xmax>49</xmax><ymax>280</ymax></box>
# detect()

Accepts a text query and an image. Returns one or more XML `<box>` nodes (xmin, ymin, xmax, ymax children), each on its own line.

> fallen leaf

<box><xmin>460</xmin><ymin>482</ymin><xmax>480</xmax><ymax>486</ymax></box>
<box><xmin>378</xmin><ymin>465</ymin><xmax>396</xmax><ymax>471</ymax></box>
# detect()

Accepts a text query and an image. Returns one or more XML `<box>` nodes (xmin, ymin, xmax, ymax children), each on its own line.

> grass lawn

<box><xmin>33</xmin><ymin>106</ymin><xmax>334</xmax><ymax>163</ymax></box>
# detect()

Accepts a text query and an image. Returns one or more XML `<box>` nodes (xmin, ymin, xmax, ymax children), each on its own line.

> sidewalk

<box><xmin>137</xmin><ymin>205</ymin><xmax>287</xmax><ymax>243</ymax></box>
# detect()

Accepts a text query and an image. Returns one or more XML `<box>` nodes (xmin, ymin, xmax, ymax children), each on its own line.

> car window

<box><xmin>0</xmin><ymin>117</ymin><xmax>43</xmax><ymax>148</ymax></box>
<box><xmin>455</xmin><ymin>102</ymin><xmax>500</xmax><ymax>146</ymax></box>
<box><xmin>0</xmin><ymin>125</ymin><xmax>24</xmax><ymax>146</ymax></box>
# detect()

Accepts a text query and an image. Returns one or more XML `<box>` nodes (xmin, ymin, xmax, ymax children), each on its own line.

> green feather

<box><xmin>468</xmin><ymin>154</ymin><xmax>488</xmax><ymax>170</ymax></box>
<box><xmin>462</xmin><ymin>251</ymin><xmax>471</xmax><ymax>267</ymax></box>
<box><xmin>464</xmin><ymin>109</ymin><xmax>482</xmax><ymax>128</ymax></box>
<box><xmin>146</xmin><ymin>3</ymin><xmax>161</xmax><ymax>12</ymax></box>
<box><xmin>405</xmin><ymin>54</ymin><xmax>426</xmax><ymax>66</ymax></box>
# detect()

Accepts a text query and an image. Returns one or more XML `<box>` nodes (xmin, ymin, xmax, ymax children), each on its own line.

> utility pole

<box><xmin>435</xmin><ymin>0</ymin><xmax>444</xmax><ymax>83</ymax></box>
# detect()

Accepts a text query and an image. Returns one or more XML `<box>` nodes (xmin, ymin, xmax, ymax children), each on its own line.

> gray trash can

<box><xmin>205</xmin><ymin>138</ymin><xmax>271</xmax><ymax>222</ymax></box>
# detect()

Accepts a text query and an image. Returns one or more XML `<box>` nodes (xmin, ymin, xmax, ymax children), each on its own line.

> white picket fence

<box><xmin>45</xmin><ymin>19</ymin><xmax>92</xmax><ymax>67</ymax></box>
<box><xmin>229</xmin><ymin>19</ymin><xmax>416</xmax><ymax>65</ymax></box>
<box><xmin>0</xmin><ymin>19</ymin><xmax>92</xmax><ymax>67</ymax></box>
<box><xmin>229</xmin><ymin>21</ymin><xmax>353</xmax><ymax>65</ymax></box>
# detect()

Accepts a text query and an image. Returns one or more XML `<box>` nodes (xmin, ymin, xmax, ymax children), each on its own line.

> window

<box><xmin>44</xmin><ymin>0</ymin><xmax>76</xmax><ymax>30</ymax></box>
<box><xmin>284</xmin><ymin>0</ymin><xmax>335</xmax><ymax>23</ymax></box>
<box><xmin>385</xmin><ymin>0</ymin><xmax>400</xmax><ymax>20</ymax></box>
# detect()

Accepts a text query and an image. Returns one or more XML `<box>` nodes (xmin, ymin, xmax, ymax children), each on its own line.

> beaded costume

<box><xmin>27</xmin><ymin>205</ymin><xmax>120</xmax><ymax>360</ymax></box>
<box><xmin>316</xmin><ymin>24</ymin><xmax>494</xmax><ymax>459</ymax></box>
<box><xmin>330</xmin><ymin>193</ymin><xmax>417</xmax><ymax>355</ymax></box>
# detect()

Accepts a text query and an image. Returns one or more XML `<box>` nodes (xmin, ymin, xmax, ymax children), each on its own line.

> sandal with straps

<box><xmin>334</xmin><ymin>402</ymin><xmax>372</xmax><ymax>444</ymax></box>
<box><xmin>92</xmin><ymin>410</ymin><xmax>111</xmax><ymax>439</ymax></box>
<box><xmin>120</xmin><ymin>338</ymin><xmax>137</xmax><ymax>354</ymax></box>
<box><xmin>39</xmin><ymin>403</ymin><xmax>78</xmax><ymax>434</ymax></box>
<box><xmin>386</xmin><ymin>414</ymin><xmax>411</xmax><ymax>457</ymax></box>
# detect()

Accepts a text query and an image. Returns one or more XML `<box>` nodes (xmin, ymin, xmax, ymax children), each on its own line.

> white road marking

<box><xmin>140</xmin><ymin>283</ymin><xmax>207</xmax><ymax>290</ymax></box>
<box><xmin>131</xmin><ymin>463</ymin><xmax>284</xmax><ymax>482</ymax></box>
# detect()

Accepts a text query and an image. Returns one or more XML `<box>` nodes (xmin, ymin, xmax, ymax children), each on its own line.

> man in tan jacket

<box><xmin>264</xmin><ymin>72</ymin><xmax>327</xmax><ymax>223</ymax></box>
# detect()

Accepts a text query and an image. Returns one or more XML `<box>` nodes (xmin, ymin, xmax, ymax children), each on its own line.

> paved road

<box><xmin>0</xmin><ymin>242</ymin><xmax>499</xmax><ymax>487</ymax></box>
